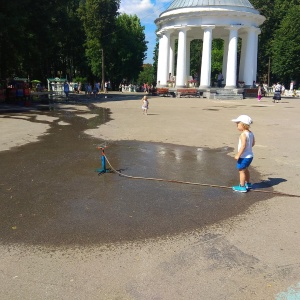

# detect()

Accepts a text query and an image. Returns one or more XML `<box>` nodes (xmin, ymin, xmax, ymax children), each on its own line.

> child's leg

<box><xmin>239</xmin><ymin>169</ymin><xmax>246</xmax><ymax>186</ymax></box>
<box><xmin>244</xmin><ymin>168</ymin><xmax>250</xmax><ymax>183</ymax></box>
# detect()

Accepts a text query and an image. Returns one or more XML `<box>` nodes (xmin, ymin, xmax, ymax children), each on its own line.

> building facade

<box><xmin>155</xmin><ymin>0</ymin><xmax>265</xmax><ymax>89</ymax></box>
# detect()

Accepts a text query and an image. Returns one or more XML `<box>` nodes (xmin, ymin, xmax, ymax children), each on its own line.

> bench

<box><xmin>176</xmin><ymin>88</ymin><xmax>200</xmax><ymax>98</ymax></box>
<box><xmin>244</xmin><ymin>88</ymin><xmax>259</xmax><ymax>97</ymax></box>
<box><xmin>156</xmin><ymin>88</ymin><xmax>170</xmax><ymax>97</ymax></box>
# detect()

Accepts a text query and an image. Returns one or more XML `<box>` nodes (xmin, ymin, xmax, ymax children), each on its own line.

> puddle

<box><xmin>0</xmin><ymin>103</ymin><xmax>273</xmax><ymax>247</ymax></box>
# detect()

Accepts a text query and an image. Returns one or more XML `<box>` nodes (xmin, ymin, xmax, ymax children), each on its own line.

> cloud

<box><xmin>119</xmin><ymin>1</ymin><xmax>172</xmax><ymax>63</ymax></box>
<box><xmin>119</xmin><ymin>0</ymin><xmax>170</xmax><ymax>24</ymax></box>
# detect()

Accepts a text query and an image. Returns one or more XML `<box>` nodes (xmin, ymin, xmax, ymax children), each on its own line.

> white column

<box><xmin>253</xmin><ymin>29</ymin><xmax>260</xmax><ymax>83</ymax></box>
<box><xmin>169</xmin><ymin>36</ymin><xmax>175</xmax><ymax>78</ymax></box>
<box><xmin>175</xmin><ymin>27</ymin><xmax>189</xmax><ymax>88</ymax></box>
<box><xmin>200</xmin><ymin>25</ymin><xmax>215</xmax><ymax>89</ymax></box>
<box><xmin>225</xmin><ymin>26</ymin><xmax>241</xmax><ymax>88</ymax></box>
<box><xmin>242</xmin><ymin>27</ymin><xmax>258</xmax><ymax>86</ymax></box>
<box><xmin>239</xmin><ymin>34</ymin><xmax>247</xmax><ymax>82</ymax></box>
<box><xmin>156</xmin><ymin>30</ymin><xmax>170</xmax><ymax>87</ymax></box>
<box><xmin>222</xmin><ymin>37</ymin><xmax>229</xmax><ymax>82</ymax></box>
<box><xmin>186</xmin><ymin>38</ymin><xmax>191</xmax><ymax>80</ymax></box>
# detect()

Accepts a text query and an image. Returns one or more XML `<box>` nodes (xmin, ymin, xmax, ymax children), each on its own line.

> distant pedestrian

<box><xmin>273</xmin><ymin>82</ymin><xmax>282</xmax><ymax>103</ymax></box>
<box><xmin>84</xmin><ymin>83</ymin><xmax>88</xmax><ymax>95</ymax></box>
<box><xmin>257</xmin><ymin>85</ymin><xmax>262</xmax><ymax>101</ymax></box>
<box><xmin>141</xmin><ymin>96</ymin><xmax>149</xmax><ymax>115</ymax></box>
<box><xmin>281</xmin><ymin>84</ymin><xmax>285</xmax><ymax>96</ymax></box>
<box><xmin>231</xmin><ymin>115</ymin><xmax>255</xmax><ymax>193</ymax></box>
<box><xmin>217</xmin><ymin>72</ymin><xmax>223</xmax><ymax>88</ymax></box>
<box><xmin>74</xmin><ymin>82</ymin><xmax>78</xmax><ymax>93</ymax></box>
<box><xmin>95</xmin><ymin>82</ymin><xmax>100</xmax><ymax>93</ymax></box>
<box><xmin>104</xmin><ymin>81</ymin><xmax>108</xmax><ymax>93</ymax></box>
<box><xmin>93</xmin><ymin>85</ymin><xmax>98</xmax><ymax>98</ymax></box>
<box><xmin>87</xmin><ymin>83</ymin><xmax>92</xmax><ymax>97</ymax></box>
<box><xmin>64</xmin><ymin>81</ymin><xmax>70</xmax><ymax>100</ymax></box>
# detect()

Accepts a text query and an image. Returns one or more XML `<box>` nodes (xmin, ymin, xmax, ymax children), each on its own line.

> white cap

<box><xmin>231</xmin><ymin>115</ymin><xmax>253</xmax><ymax>125</ymax></box>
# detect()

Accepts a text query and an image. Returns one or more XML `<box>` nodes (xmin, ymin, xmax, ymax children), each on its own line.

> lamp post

<box><xmin>101</xmin><ymin>49</ymin><xmax>105</xmax><ymax>92</ymax></box>
<box><xmin>268</xmin><ymin>57</ymin><xmax>270</xmax><ymax>87</ymax></box>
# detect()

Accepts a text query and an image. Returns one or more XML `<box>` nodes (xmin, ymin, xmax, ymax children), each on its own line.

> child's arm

<box><xmin>234</xmin><ymin>133</ymin><xmax>246</xmax><ymax>160</ymax></box>
<box><xmin>252</xmin><ymin>134</ymin><xmax>255</xmax><ymax>147</ymax></box>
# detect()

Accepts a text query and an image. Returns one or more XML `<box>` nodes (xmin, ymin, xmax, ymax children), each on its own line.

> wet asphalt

<box><xmin>0</xmin><ymin>99</ymin><xmax>273</xmax><ymax>247</ymax></box>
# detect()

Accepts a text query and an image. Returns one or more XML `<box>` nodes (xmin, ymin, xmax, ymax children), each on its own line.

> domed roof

<box><xmin>155</xmin><ymin>0</ymin><xmax>265</xmax><ymax>32</ymax></box>
<box><xmin>165</xmin><ymin>0</ymin><xmax>255</xmax><ymax>11</ymax></box>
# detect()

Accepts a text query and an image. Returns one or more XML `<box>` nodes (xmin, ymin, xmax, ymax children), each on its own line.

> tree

<box><xmin>211</xmin><ymin>39</ymin><xmax>224</xmax><ymax>81</ymax></box>
<box><xmin>0</xmin><ymin>0</ymin><xmax>29</xmax><ymax>78</ymax></box>
<box><xmin>109</xmin><ymin>14</ymin><xmax>147</xmax><ymax>86</ymax></box>
<box><xmin>79</xmin><ymin>0</ymin><xmax>120</xmax><ymax>88</ymax></box>
<box><xmin>190</xmin><ymin>40</ymin><xmax>202</xmax><ymax>79</ymax></box>
<box><xmin>0</xmin><ymin>0</ymin><xmax>88</xmax><ymax>81</ymax></box>
<box><xmin>271</xmin><ymin>5</ymin><xmax>300</xmax><ymax>85</ymax></box>
<box><xmin>250</xmin><ymin>0</ymin><xmax>300</xmax><ymax>83</ymax></box>
<box><xmin>152</xmin><ymin>41</ymin><xmax>159</xmax><ymax>82</ymax></box>
<box><xmin>137</xmin><ymin>64</ymin><xmax>154</xmax><ymax>86</ymax></box>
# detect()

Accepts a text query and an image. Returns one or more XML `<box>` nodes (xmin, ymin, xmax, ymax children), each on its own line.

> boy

<box><xmin>231</xmin><ymin>115</ymin><xmax>255</xmax><ymax>193</ymax></box>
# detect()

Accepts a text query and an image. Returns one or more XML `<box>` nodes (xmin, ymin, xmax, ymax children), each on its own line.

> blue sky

<box><xmin>119</xmin><ymin>0</ymin><xmax>172</xmax><ymax>64</ymax></box>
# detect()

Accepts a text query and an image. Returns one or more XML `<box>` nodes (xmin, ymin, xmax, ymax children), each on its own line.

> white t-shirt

<box><xmin>238</xmin><ymin>131</ymin><xmax>254</xmax><ymax>158</ymax></box>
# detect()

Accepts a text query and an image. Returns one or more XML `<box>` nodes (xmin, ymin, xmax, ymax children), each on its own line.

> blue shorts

<box><xmin>236</xmin><ymin>157</ymin><xmax>253</xmax><ymax>170</ymax></box>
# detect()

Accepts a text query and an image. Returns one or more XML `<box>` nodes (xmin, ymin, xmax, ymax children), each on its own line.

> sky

<box><xmin>119</xmin><ymin>0</ymin><xmax>172</xmax><ymax>64</ymax></box>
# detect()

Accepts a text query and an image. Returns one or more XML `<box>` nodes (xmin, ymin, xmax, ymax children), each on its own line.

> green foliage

<box><xmin>109</xmin><ymin>14</ymin><xmax>147</xmax><ymax>85</ymax></box>
<box><xmin>79</xmin><ymin>0</ymin><xmax>120</xmax><ymax>81</ymax></box>
<box><xmin>211</xmin><ymin>39</ymin><xmax>224</xmax><ymax>80</ymax></box>
<box><xmin>0</xmin><ymin>0</ymin><xmax>148</xmax><ymax>88</ymax></box>
<box><xmin>251</xmin><ymin>0</ymin><xmax>300</xmax><ymax>84</ymax></box>
<box><xmin>190</xmin><ymin>40</ymin><xmax>202</xmax><ymax>78</ymax></box>
<box><xmin>73</xmin><ymin>76</ymin><xmax>88</xmax><ymax>84</ymax></box>
<box><xmin>271</xmin><ymin>5</ymin><xmax>300</xmax><ymax>84</ymax></box>
<box><xmin>0</xmin><ymin>0</ymin><xmax>88</xmax><ymax>81</ymax></box>
<box><xmin>152</xmin><ymin>41</ymin><xmax>159</xmax><ymax>81</ymax></box>
<box><xmin>137</xmin><ymin>64</ymin><xmax>154</xmax><ymax>85</ymax></box>
<box><xmin>189</xmin><ymin>39</ymin><xmax>223</xmax><ymax>81</ymax></box>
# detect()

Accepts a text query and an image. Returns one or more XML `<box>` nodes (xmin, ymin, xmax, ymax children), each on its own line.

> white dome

<box><xmin>166</xmin><ymin>0</ymin><xmax>255</xmax><ymax>11</ymax></box>
<box><xmin>155</xmin><ymin>0</ymin><xmax>265</xmax><ymax>30</ymax></box>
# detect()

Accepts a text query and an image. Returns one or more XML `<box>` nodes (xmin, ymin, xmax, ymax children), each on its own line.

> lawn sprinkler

<box><xmin>96</xmin><ymin>146</ymin><xmax>110</xmax><ymax>174</ymax></box>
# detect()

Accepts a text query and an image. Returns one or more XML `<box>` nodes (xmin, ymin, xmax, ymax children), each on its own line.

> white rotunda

<box><xmin>155</xmin><ymin>0</ymin><xmax>265</xmax><ymax>91</ymax></box>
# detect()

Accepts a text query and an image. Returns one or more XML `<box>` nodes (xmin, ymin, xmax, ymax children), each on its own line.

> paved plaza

<box><xmin>0</xmin><ymin>93</ymin><xmax>300</xmax><ymax>299</ymax></box>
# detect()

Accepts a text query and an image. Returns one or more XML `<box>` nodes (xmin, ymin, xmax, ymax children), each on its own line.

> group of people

<box><xmin>118</xmin><ymin>83</ymin><xmax>155</xmax><ymax>94</ymax></box>
<box><xmin>62</xmin><ymin>81</ymin><xmax>111</xmax><ymax>98</ymax></box>
<box><xmin>256</xmin><ymin>82</ymin><xmax>285</xmax><ymax>103</ymax></box>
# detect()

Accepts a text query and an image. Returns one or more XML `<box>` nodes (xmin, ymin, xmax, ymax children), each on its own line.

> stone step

<box><xmin>214</xmin><ymin>94</ymin><xmax>243</xmax><ymax>100</ymax></box>
<box><xmin>215</xmin><ymin>89</ymin><xmax>236</xmax><ymax>94</ymax></box>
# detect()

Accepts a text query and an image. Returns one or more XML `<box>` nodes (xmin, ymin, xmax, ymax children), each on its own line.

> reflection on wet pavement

<box><xmin>0</xmin><ymin>103</ymin><xmax>273</xmax><ymax>246</ymax></box>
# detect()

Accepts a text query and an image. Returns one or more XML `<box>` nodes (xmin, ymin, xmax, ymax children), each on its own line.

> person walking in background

<box><xmin>84</xmin><ymin>83</ymin><xmax>88</xmax><ymax>95</ymax></box>
<box><xmin>63</xmin><ymin>81</ymin><xmax>70</xmax><ymax>100</ymax></box>
<box><xmin>257</xmin><ymin>84</ymin><xmax>262</xmax><ymax>101</ymax></box>
<box><xmin>273</xmin><ymin>82</ymin><xmax>282</xmax><ymax>103</ymax></box>
<box><xmin>141</xmin><ymin>95</ymin><xmax>149</xmax><ymax>115</ymax></box>
<box><xmin>281</xmin><ymin>84</ymin><xmax>285</xmax><ymax>96</ymax></box>
<box><xmin>95</xmin><ymin>82</ymin><xmax>100</xmax><ymax>94</ymax></box>
<box><xmin>217</xmin><ymin>72</ymin><xmax>223</xmax><ymax>88</ymax></box>
<box><xmin>73</xmin><ymin>82</ymin><xmax>78</xmax><ymax>94</ymax></box>
<box><xmin>93</xmin><ymin>84</ymin><xmax>98</xmax><ymax>98</ymax></box>
<box><xmin>231</xmin><ymin>115</ymin><xmax>255</xmax><ymax>193</ymax></box>
<box><xmin>87</xmin><ymin>83</ymin><xmax>92</xmax><ymax>97</ymax></box>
